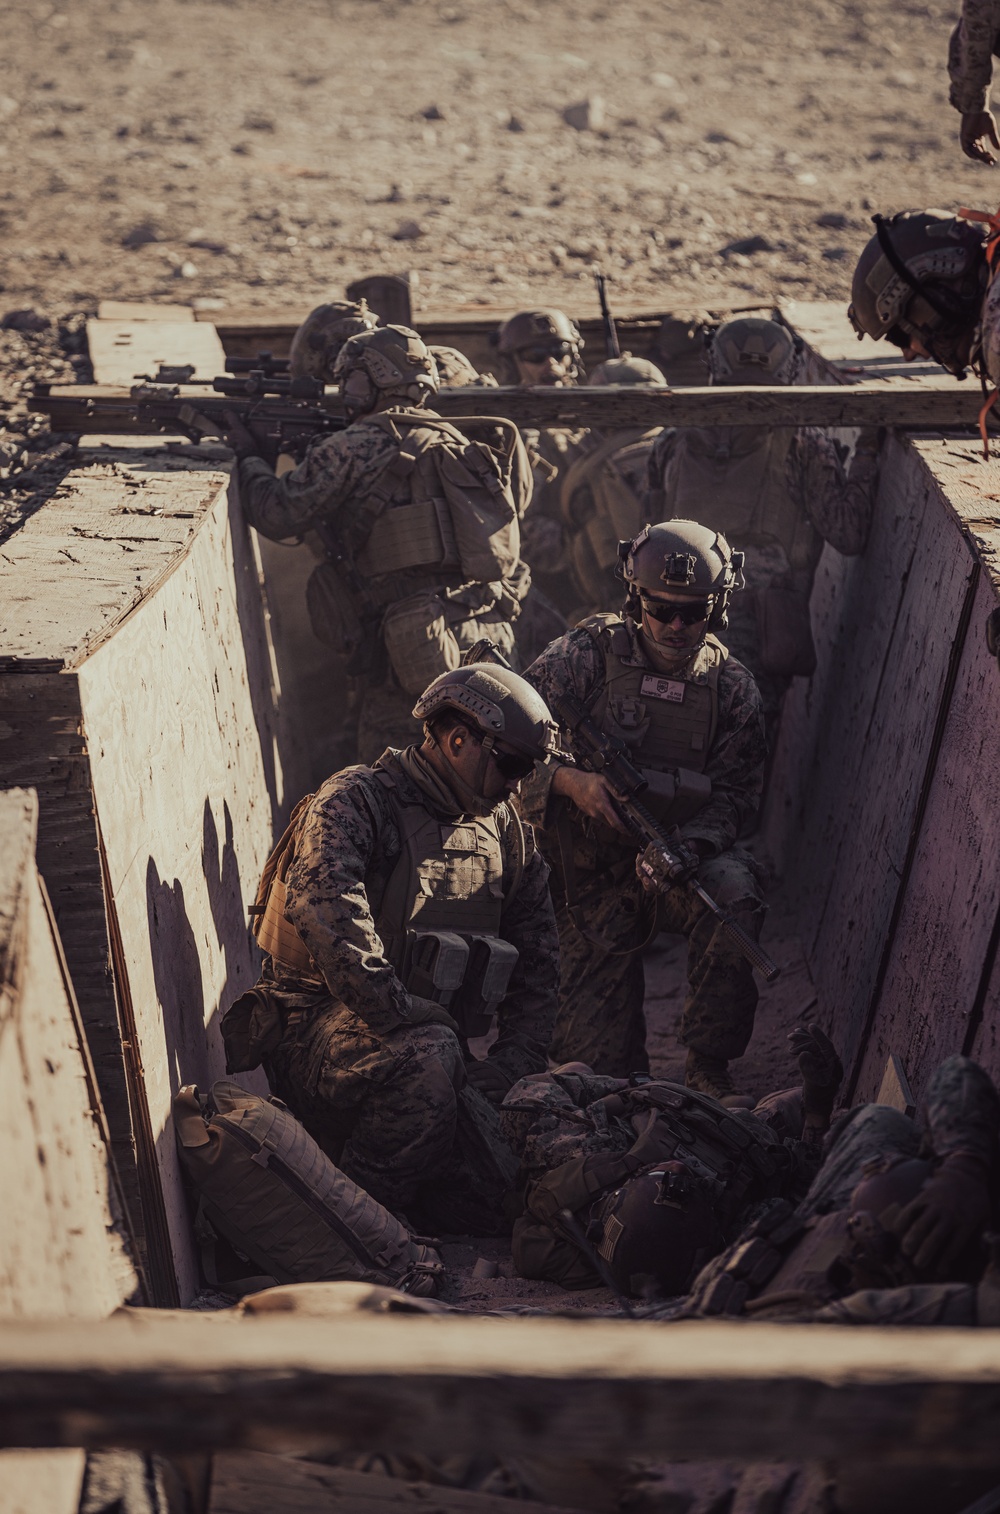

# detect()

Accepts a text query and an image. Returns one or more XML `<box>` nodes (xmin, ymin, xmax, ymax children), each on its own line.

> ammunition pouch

<box><xmin>402</xmin><ymin>927</ymin><xmax>519</xmax><ymax>1039</ymax></box>
<box><xmin>754</xmin><ymin>586</ymin><xmax>817</xmax><ymax>679</ymax></box>
<box><xmin>641</xmin><ymin>765</ymin><xmax>713</xmax><ymax>827</ymax></box>
<box><xmin>381</xmin><ymin>588</ymin><xmax>516</xmax><ymax>697</ymax></box>
<box><xmin>305</xmin><ymin>560</ymin><xmax>366</xmax><ymax>656</ymax></box>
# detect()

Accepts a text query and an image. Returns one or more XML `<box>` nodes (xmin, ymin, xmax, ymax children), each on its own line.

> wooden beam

<box><xmin>2</xmin><ymin>1315</ymin><xmax>1000</xmax><ymax>1466</ymax></box>
<box><xmin>33</xmin><ymin>381</ymin><xmax>984</xmax><ymax>435</ymax></box>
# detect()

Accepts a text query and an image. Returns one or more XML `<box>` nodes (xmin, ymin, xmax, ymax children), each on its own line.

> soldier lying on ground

<box><xmin>646</xmin><ymin>317</ymin><xmax>879</xmax><ymax>747</ymax></box>
<box><xmin>686</xmin><ymin>1053</ymin><xmax>1000</xmax><ymax>1327</ymax></box>
<box><xmin>948</xmin><ymin>0</ymin><xmax>1000</xmax><ymax>163</ymax></box>
<box><xmin>494</xmin><ymin>309</ymin><xmax>589</xmax><ymax>622</ymax></box>
<box><xmin>500</xmin><ymin>1024</ymin><xmax>843</xmax><ymax>1297</ymax></box>
<box><xmin>221</xmin><ymin>665</ymin><xmax>561</xmax><ymax>1235</ymax></box>
<box><xmin>520</xmin><ymin>520</ymin><xmax>767</xmax><ymax>1098</ymax></box>
<box><xmin>228</xmin><ymin>325</ymin><xmax>530</xmax><ymax>762</ymax></box>
<box><xmin>561</xmin><ymin>354</ymin><xmax>668</xmax><ymax>621</ymax></box>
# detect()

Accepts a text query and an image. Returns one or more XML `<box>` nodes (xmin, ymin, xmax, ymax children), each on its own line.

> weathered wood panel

<box><xmin>87</xmin><ymin>318</ymin><xmax>226</xmax><ymax>385</ymax></box>
<box><xmin>3</xmin><ymin>1315</ymin><xmax>1000</xmax><ymax>1468</ymax></box>
<box><xmin>74</xmin><ymin>481</ymin><xmax>281</xmax><ymax>1299</ymax></box>
<box><xmin>0</xmin><ymin>789</ymin><xmax>134</xmax><ymax>1322</ymax></box>
<box><xmin>0</xmin><ymin>1450</ymin><xmax>87</xmax><ymax>1514</ymax></box>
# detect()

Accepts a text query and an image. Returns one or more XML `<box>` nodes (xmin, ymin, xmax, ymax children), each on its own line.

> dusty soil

<box><xmin>0</xmin><ymin>0</ymin><xmax>990</xmax><ymax>321</ymax></box>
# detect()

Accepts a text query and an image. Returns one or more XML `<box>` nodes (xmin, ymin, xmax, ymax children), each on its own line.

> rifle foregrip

<box><xmin>717</xmin><ymin>914</ymin><xmax>781</xmax><ymax>983</ymax></box>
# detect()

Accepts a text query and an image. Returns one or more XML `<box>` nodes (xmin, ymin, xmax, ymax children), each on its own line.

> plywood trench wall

<box><xmin>0</xmin><ymin>470</ymin><xmax>283</xmax><ymax>1303</ymax></box>
<box><xmin>763</xmin><ymin>408</ymin><xmax>1000</xmax><ymax>1105</ymax></box>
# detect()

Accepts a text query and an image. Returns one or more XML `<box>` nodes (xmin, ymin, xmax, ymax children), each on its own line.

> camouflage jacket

<box><xmin>646</xmin><ymin>425</ymin><xmax>879</xmax><ymax>560</ymax></box>
<box><xmin>519</xmin><ymin>618</ymin><xmax>766</xmax><ymax>858</ymax></box>
<box><xmin>238</xmin><ymin>416</ymin><xmax>401</xmax><ymax>544</ymax></box>
<box><xmin>268</xmin><ymin>750</ymin><xmax>559</xmax><ymax>1083</ymax></box>
<box><xmin>948</xmin><ymin>0</ymin><xmax>1000</xmax><ymax>114</ymax></box>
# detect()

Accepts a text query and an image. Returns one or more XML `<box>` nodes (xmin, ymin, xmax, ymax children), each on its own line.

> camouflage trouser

<box><xmin>356</xmin><ymin>679</ymin><xmax>423</xmax><ymax>766</ymax></box>
<box><xmin>797</xmin><ymin>1103</ymin><xmax>920</xmax><ymax>1221</ymax></box>
<box><xmin>263</xmin><ymin>1000</ymin><xmax>463</xmax><ymax>1215</ymax></box>
<box><xmin>550</xmin><ymin>848</ymin><xmax>766</xmax><ymax>1077</ymax></box>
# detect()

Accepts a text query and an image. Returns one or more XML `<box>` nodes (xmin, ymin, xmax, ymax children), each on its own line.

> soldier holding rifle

<box><xmin>519</xmin><ymin>520</ymin><xmax>770</xmax><ymax>1100</ymax></box>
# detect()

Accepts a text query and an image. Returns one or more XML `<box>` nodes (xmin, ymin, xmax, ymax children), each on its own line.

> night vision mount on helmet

<box><xmin>617</xmin><ymin>520</ymin><xmax>745</xmax><ymax>633</ymax></box>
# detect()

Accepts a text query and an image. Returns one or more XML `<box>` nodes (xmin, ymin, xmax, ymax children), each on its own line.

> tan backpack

<box><xmin>174</xmin><ymin>1080</ymin><xmax>443</xmax><ymax>1295</ymax></box>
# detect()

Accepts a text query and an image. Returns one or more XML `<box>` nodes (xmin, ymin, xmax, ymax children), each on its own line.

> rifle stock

<box><xmin>552</xmin><ymin>691</ymin><xmax>780</xmax><ymax>983</ymax></box>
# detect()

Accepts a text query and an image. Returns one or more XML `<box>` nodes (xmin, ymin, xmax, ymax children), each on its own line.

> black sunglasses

<box><xmin>641</xmin><ymin>595</ymin><xmax>713</xmax><ymax>626</ymax></box>
<box><xmin>490</xmin><ymin>745</ymin><xmax>537</xmax><ymax>782</ymax></box>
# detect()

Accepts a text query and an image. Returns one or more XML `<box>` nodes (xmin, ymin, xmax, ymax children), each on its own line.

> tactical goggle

<box><xmin>641</xmin><ymin>595</ymin><xmax>714</xmax><ymax>626</ymax></box>
<box><xmin>489</xmin><ymin>745</ymin><xmax>537</xmax><ymax>782</ymax></box>
<box><xmin>516</xmin><ymin>342</ymin><xmax>575</xmax><ymax>364</ymax></box>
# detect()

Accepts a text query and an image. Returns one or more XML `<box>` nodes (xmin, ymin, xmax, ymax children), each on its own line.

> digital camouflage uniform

<box><xmin>948</xmin><ymin>0</ymin><xmax>1000</xmax><ymax>116</ymax></box>
<box><xmin>560</xmin><ymin>428</ymin><xmax>662</xmax><ymax>618</ymax></box>
<box><xmin>251</xmin><ymin>748</ymin><xmax>558</xmax><ymax>1227</ymax></box>
<box><xmin>500</xmin><ymin>1066</ymin><xmax>817</xmax><ymax>1290</ymax></box>
<box><xmin>520</xmin><ymin>618</ymin><xmax>766</xmax><ymax>1076</ymax></box>
<box><xmin>686</xmin><ymin>1055</ymin><xmax>1000</xmax><ymax>1326</ymax></box>
<box><xmin>646</xmin><ymin>425</ymin><xmax>879</xmax><ymax>741</ymax></box>
<box><xmin>239</xmin><ymin>412</ymin><xmax>523</xmax><ymax>763</ymax></box>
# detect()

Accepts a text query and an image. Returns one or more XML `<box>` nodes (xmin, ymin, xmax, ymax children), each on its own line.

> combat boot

<box><xmin>685</xmin><ymin>1050</ymin><xmax>737</xmax><ymax>1102</ymax></box>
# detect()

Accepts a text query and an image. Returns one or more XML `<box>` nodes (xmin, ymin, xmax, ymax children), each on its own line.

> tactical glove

<box><xmin>404</xmin><ymin>996</ymin><xmax>461</xmax><ymax>1036</ymax></box>
<box><xmin>788</xmin><ymin>1023</ymin><xmax>843</xmax><ymax>1129</ymax></box>
<box><xmin>888</xmin><ymin>1154</ymin><xmax>992</xmax><ymax>1278</ymax></box>
<box><xmin>464</xmin><ymin>1057</ymin><xmax>516</xmax><ymax>1104</ymax></box>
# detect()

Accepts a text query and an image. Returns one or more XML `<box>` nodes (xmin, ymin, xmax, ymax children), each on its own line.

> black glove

<box><xmin>405</xmin><ymin>996</ymin><xmax>460</xmax><ymax>1036</ymax></box>
<box><xmin>788</xmin><ymin>1023</ymin><xmax>843</xmax><ymax>1129</ymax></box>
<box><xmin>464</xmin><ymin>1057</ymin><xmax>515</xmax><ymax>1104</ymax></box>
<box><xmin>223</xmin><ymin>408</ymin><xmax>262</xmax><ymax>461</ymax></box>
<box><xmin>888</xmin><ymin>1155</ymin><xmax>992</xmax><ymax>1278</ymax></box>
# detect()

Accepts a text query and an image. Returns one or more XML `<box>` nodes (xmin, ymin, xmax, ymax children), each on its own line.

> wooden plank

<box><xmin>876</xmin><ymin>1055</ymin><xmax>917</xmax><ymax>1119</ymax></box>
<box><xmin>3</xmin><ymin>1315</ymin><xmax>1000</xmax><ymax>1467</ymax></box>
<box><xmin>209</xmin><ymin>1452</ymin><xmax>584</xmax><ymax>1514</ymax></box>
<box><xmin>75</xmin><ymin>479</ymin><xmax>282</xmax><ymax>1298</ymax></box>
<box><xmin>98</xmin><ymin>301</ymin><xmax>195</xmax><ymax>323</ymax></box>
<box><xmin>87</xmin><ymin>320</ymin><xmax>226</xmax><ymax>385</ymax></box>
<box><xmin>34</xmin><ymin>380</ymin><xmax>987</xmax><ymax>435</ymax></box>
<box><xmin>0</xmin><ymin>456</ymin><xmax>226</xmax><ymax>669</ymax></box>
<box><xmin>0</xmin><ymin>1449</ymin><xmax>86</xmax><ymax>1514</ymax></box>
<box><xmin>781</xmin><ymin>298</ymin><xmax>946</xmax><ymax>384</ymax></box>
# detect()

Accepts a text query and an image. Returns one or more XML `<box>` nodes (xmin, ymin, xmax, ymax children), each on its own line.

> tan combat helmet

<box><xmin>848</xmin><ymin>210</ymin><xmax>987</xmax><ymax>375</ymax></box>
<box><xmin>429</xmin><ymin>344</ymin><xmax>491</xmax><ymax>387</ymax></box>
<box><xmin>413</xmin><ymin>665</ymin><xmax>559</xmax><ymax>763</ymax></box>
<box><xmin>587</xmin><ymin>354</ymin><xmax>667</xmax><ymax>386</ymax></box>
<box><xmin>332</xmin><ymin>325</ymin><xmax>438</xmax><ymax>418</ymax></box>
<box><xmin>288</xmin><ymin>300</ymin><xmax>380</xmax><ymax>383</ymax></box>
<box><xmin>617</xmin><ymin>519</ymin><xmax>745</xmax><ymax>632</ymax></box>
<box><xmin>708</xmin><ymin>317</ymin><xmax>799</xmax><ymax>386</ymax></box>
<box><xmin>495</xmin><ymin>308</ymin><xmax>583</xmax><ymax>384</ymax></box>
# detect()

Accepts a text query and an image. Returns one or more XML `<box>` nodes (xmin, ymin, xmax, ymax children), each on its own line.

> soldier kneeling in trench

<box><xmin>221</xmin><ymin>665</ymin><xmax>561</xmax><ymax>1235</ymax></box>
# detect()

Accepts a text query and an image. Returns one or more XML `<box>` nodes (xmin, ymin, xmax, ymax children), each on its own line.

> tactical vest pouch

<box><xmin>305</xmin><ymin>561</ymin><xmax>365</xmax><ymax>655</ymax></box>
<box><xmin>355</xmin><ymin>497</ymin><xmax>458</xmax><ymax>579</ymax></box>
<box><xmin>382</xmin><ymin>590</ymin><xmax>464</xmax><ymax>696</ymax></box>
<box><xmin>755</xmin><ymin>587</ymin><xmax>817</xmax><ymax>678</ymax></box>
<box><xmin>174</xmin><ymin>1080</ymin><xmax>444</xmax><ymax>1294</ymax></box>
<box><xmin>220</xmin><ymin>987</ymin><xmax>284</xmax><ymax>1074</ymax></box>
<box><xmin>642</xmin><ymin>766</ymin><xmax>713</xmax><ymax>827</ymax></box>
<box><xmin>453</xmin><ymin>935</ymin><xmax>519</xmax><ymax>1038</ymax></box>
<box><xmin>405</xmin><ymin>929</ymin><xmax>470</xmax><ymax>1001</ymax></box>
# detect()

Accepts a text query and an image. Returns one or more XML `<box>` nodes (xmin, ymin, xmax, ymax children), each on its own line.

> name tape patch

<box><xmin>640</xmin><ymin>674</ymin><xmax>686</xmax><ymax>703</ymax></box>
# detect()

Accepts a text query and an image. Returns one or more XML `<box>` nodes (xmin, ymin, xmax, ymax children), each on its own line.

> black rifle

<box><xmin>595</xmin><ymin>270</ymin><xmax>621</xmax><ymax>360</ymax></box>
<box><xmin>225</xmin><ymin>351</ymin><xmax>291</xmax><ymax>377</ymax></box>
<box><xmin>32</xmin><ymin>373</ymin><xmax>345</xmax><ymax>467</ymax></box>
<box><xmin>553</xmin><ymin>690</ymin><xmax>781</xmax><ymax>983</ymax></box>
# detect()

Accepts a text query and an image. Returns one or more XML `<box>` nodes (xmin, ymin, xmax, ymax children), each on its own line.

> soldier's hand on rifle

<box><xmin>552</xmin><ymin>766</ymin><xmax>630</xmax><ymax>834</ymax></box>
<box><xmin>635</xmin><ymin>838</ymin><xmax>700</xmax><ymax>893</ymax></box>
<box><xmin>222</xmin><ymin>409</ymin><xmax>261</xmax><ymax>461</ymax></box>
<box><xmin>960</xmin><ymin>110</ymin><xmax>1000</xmax><ymax>164</ymax></box>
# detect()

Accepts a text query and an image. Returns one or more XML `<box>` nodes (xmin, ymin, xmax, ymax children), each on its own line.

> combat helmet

<box><xmin>848</xmin><ymin>210</ymin><xmax>987</xmax><ymax>375</ymax></box>
<box><xmin>587</xmin><ymin>354</ymin><xmax>667</xmax><ymax>387</ymax></box>
<box><xmin>617</xmin><ymin>520</ymin><xmax>745</xmax><ymax>632</ymax></box>
<box><xmin>495</xmin><ymin>308</ymin><xmax>583</xmax><ymax>382</ymax></box>
<box><xmin>589</xmin><ymin>1164</ymin><xmax>725</xmax><ymax>1298</ymax></box>
<box><xmin>429</xmin><ymin>344</ymin><xmax>490</xmax><ymax>387</ymax></box>
<box><xmin>288</xmin><ymin>300</ymin><xmax>380</xmax><ymax>383</ymax></box>
<box><xmin>708</xmin><ymin>317</ymin><xmax>799</xmax><ymax>386</ymax></box>
<box><xmin>414</xmin><ymin>665</ymin><xmax>558</xmax><ymax>763</ymax></box>
<box><xmin>332</xmin><ymin>325</ymin><xmax>438</xmax><ymax>418</ymax></box>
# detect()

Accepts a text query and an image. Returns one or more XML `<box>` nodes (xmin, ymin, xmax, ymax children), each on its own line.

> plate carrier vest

<box><xmin>252</xmin><ymin>755</ymin><xmax>521</xmax><ymax>1037</ymax></box>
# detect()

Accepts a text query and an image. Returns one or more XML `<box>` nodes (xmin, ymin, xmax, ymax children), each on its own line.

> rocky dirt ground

<box><xmin>0</xmin><ymin>0</ymin><xmax>991</xmax><ymax>527</ymax></box>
